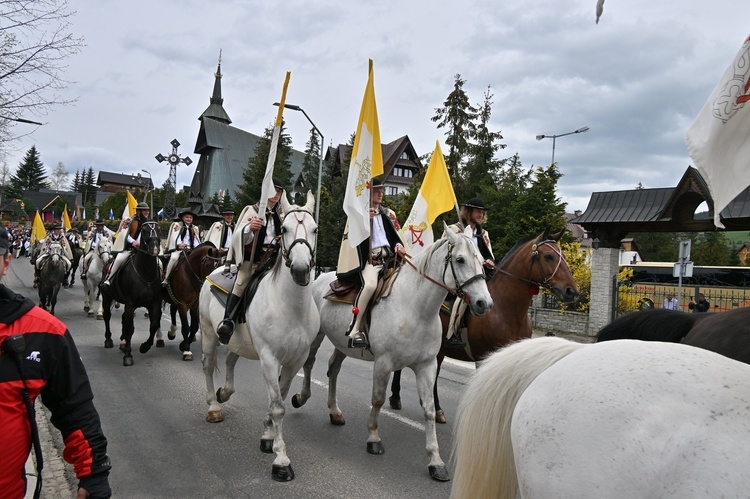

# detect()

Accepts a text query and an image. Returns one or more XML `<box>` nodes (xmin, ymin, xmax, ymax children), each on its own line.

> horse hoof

<box><xmin>206</xmin><ymin>410</ymin><xmax>223</xmax><ymax>423</ymax></box>
<box><xmin>435</xmin><ymin>410</ymin><xmax>447</xmax><ymax>424</ymax></box>
<box><xmin>168</xmin><ymin>328</ymin><xmax>176</xmax><ymax>341</ymax></box>
<box><xmin>428</xmin><ymin>464</ymin><xmax>450</xmax><ymax>482</ymax></box>
<box><xmin>104</xmin><ymin>338</ymin><xmax>113</xmax><ymax>349</ymax></box>
<box><xmin>84</xmin><ymin>305</ymin><xmax>89</xmax><ymax>312</ymax></box>
<box><xmin>119</xmin><ymin>341</ymin><xmax>126</xmax><ymax>352</ymax></box>
<box><xmin>291</xmin><ymin>394</ymin><xmax>302</xmax><ymax>409</ymax></box>
<box><xmin>259</xmin><ymin>438</ymin><xmax>274</xmax><ymax>454</ymax></box>
<box><xmin>139</xmin><ymin>342</ymin><xmax>152</xmax><ymax>354</ymax></box>
<box><xmin>271</xmin><ymin>464</ymin><xmax>294</xmax><ymax>482</ymax></box>
<box><xmin>182</xmin><ymin>352</ymin><xmax>193</xmax><ymax>361</ymax></box>
<box><xmin>156</xmin><ymin>340</ymin><xmax>165</xmax><ymax>348</ymax></box>
<box><xmin>329</xmin><ymin>413</ymin><xmax>345</xmax><ymax>426</ymax></box>
<box><xmin>389</xmin><ymin>396</ymin><xmax>402</xmax><ymax>410</ymax></box>
<box><xmin>367</xmin><ymin>441</ymin><xmax>385</xmax><ymax>455</ymax></box>
<box><xmin>87</xmin><ymin>312</ymin><xmax>94</xmax><ymax>317</ymax></box>
<box><xmin>123</xmin><ymin>356</ymin><xmax>133</xmax><ymax>367</ymax></box>
<box><xmin>216</xmin><ymin>388</ymin><xmax>229</xmax><ymax>404</ymax></box>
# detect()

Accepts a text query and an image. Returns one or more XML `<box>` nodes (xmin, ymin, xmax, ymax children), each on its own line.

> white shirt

<box><xmin>371</xmin><ymin>212</ymin><xmax>390</xmax><ymax>249</ymax></box>
<box><xmin>176</xmin><ymin>225</ymin><xmax>200</xmax><ymax>248</ymax></box>
<box><xmin>663</xmin><ymin>297</ymin><xmax>679</xmax><ymax>310</ymax></box>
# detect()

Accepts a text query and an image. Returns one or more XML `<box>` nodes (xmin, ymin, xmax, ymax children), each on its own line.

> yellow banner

<box><xmin>62</xmin><ymin>204</ymin><xmax>72</xmax><ymax>230</ymax></box>
<box><xmin>31</xmin><ymin>211</ymin><xmax>46</xmax><ymax>243</ymax></box>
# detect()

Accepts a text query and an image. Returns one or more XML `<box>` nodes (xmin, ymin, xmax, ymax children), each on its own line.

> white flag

<box><xmin>342</xmin><ymin>59</ymin><xmax>383</xmax><ymax>248</ymax></box>
<box><xmin>685</xmin><ymin>34</ymin><xmax>750</xmax><ymax>228</ymax></box>
<box><xmin>257</xmin><ymin>72</ymin><xmax>291</xmax><ymax>220</ymax></box>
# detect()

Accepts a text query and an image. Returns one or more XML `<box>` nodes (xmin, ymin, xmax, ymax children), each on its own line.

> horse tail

<box><xmin>451</xmin><ymin>337</ymin><xmax>584</xmax><ymax>499</ymax></box>
<box><xmin>596</xmin><ymin>308</ymin><xmax>697</xmax><ymax>343</ymax></box>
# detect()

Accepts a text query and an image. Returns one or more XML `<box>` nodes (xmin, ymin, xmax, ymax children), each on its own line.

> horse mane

<box><xmin>596</xmin><ymin>308</ymin><xmax>697</xmax><ymax>343</ymax></box>
<box><xmin>451</xmin><ymin>337</ymin><xmax>585</xmax><ymax>499</ymax></box>
<box><xmin>496</xmin><ymin>234</ymin><xmax>536</xmax><ymax>269</ymax></box>
<box><xmin>415</xmin><ymin>236</ymin><xmax>450</xmax><ymax>276</ymax></box>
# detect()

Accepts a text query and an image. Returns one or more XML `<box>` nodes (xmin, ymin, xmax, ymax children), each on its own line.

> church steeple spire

<box><xmin>199</xmin><ymin>50</ymin><xmax>232</xmax><ymax>124</ymax></box>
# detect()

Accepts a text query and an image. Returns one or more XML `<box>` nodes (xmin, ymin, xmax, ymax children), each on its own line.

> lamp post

<box><xmin>273</xmin><ymin>102</ymin><xmax>325</xmax><ymax>224</ymax></box>
<box><xmin>140</xmin><ymin>169</ymin><xmax>154</xmax><ymax>220</ymax></box>
<box><xmin>536</xmin><ymin>126</ymin><xmax>589</xmax><ymax>166</ymax></box>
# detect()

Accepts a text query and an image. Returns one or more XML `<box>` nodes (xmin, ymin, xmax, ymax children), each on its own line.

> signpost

<box><xmin>674</xmin><ymin>240</ymin><xmax>693</xmax><ymax>307</ymax></box>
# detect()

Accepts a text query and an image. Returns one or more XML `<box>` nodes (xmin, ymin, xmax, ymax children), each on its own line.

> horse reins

<box><xmin>399</xmin><ymin>241</ymin><xmax>486</xmax><ymax>300</ymax></box>
<box><xmin>279</xmin><ymin>209</ymin><xmax>315</xmax><ymax>268</ymax></box>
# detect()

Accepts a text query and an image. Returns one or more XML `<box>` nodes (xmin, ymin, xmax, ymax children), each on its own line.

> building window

<box><xmin>387</xmin><ymin>186</ymin><xmax>398</xmax><ymax>196</ymax></box>
<box><xmin>400</xmin><ymin>152</ymin><xmax>408</xmax><ymax>160</ymax></box>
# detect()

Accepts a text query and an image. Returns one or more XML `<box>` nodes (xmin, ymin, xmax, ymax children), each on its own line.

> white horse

<box><xmin>199</xmin><ymin>191</ymin><xmax>318</xmax><ymax>482</ymax></box>
<box><xmin>292</xmin><ymin>225</ymin><xmax>493</xmax><ymax>481</ymax></box>
<box><xmin>83</xmin><ymin>235</ymin><xmax>113</xmax><ymax>319</ymax></box>
<box><xmin>451</xmin><ymin>337</ymin><xmax>750</xmax><ymax>499</ymax></box>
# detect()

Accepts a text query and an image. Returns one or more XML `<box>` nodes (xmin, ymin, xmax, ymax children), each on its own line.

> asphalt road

<box><xmin>6</xmin><ymin>257</ymin><xmax>475</xmax><ymax>499</ymax></box>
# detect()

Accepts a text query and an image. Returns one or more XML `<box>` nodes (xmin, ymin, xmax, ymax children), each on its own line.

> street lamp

<box><xmin>536</xmin><ymin>126</ymin><xmax>589</xmax><ymax>166</ymax></box>
<box><xmin>272</xmin><ymin>102</ymin><xmax>325</xmax><ymax>225</ymax></box>
<box><xmin>141</xmin><ymin>169</ymin><xmax>154</xmax><ymax>220</ymax></box>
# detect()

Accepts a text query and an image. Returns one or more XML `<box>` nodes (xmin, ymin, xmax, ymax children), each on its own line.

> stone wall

<box><xmin>529</xmin><ymin>306</ymin><xmax>593</xmax><ymax>338</ymax></box>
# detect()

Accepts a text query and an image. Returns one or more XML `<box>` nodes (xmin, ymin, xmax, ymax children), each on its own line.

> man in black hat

<box><xmin>336</xmin><ymin>178</ymin><xmax>407</xmax><ymax>348</ymax></box>
<box><xmin>204</xmin><ymin>208</ymin><xmax>235</xmax><ymax>255</ymax></box>
<box><xmin>0</xmin><ymin>224</ymin><xmax>113</xmax><ymax>498</ymax></box>
<box><xmin>102</xmin><ymin>202</ymin><xmax>151</xmax><ymax>288</ymax></box>
<box><xmin>216</xmin><ymin>178</ymin><xmax>285</xmax><ymax>344</ymax></box>
<box><xmin>445</xmin><ymin>197</ymin><xmax>495</xmax><ymax>348</ymax></box>
<box><xmin>162</xmin><ymin>208</ymin><xmax>201</xmax><ymax>285</ymax></box>
<box><xmin>81</xmin><ymin>220</ymin><xmax>113</xmax><ymax>280</ymax></box>
<box><xmin>34</xmin><ymin>224</ymin><xmax>73</xmax><ymax>288</ymax></box>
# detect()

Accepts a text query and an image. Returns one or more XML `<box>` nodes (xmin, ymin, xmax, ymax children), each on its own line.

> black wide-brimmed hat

<box><xmin>135</xmin><ymin>202</ymin><xmax>150</xmax><ymax>211</ymax></box>
<box><xmin>178</xmin><ymin>208</ymin><xmax>198</xmax><ymax>219</ymax></box>
<box><xmin>95</xmin><ymin>219</ymin><xmax>105</xmax><ymax>225</ymax></box>
<box><xmin>52</xmin><ymin>224</ymin><xmax>64</xmax><ymax>230</ymax></box>
<box><xmin>70</xmin><ymin>227</ymin><xmax>79</xmax><ymax>233</ymax></box>
<box><xmin>462</xmin><ymin>197</ymin><xmax>488</xmax><ymax>210</ymax></box>
<box><xmin>272</xmin><ymin>177</ymin><xmax>284</xmax><ymax>190</ymax></box>
<box><xmin>221</xmin><ymin>208</ymin><xmax>235</xmax><ymax>215</ymax></box>
<box><xmin>372</xmin><ymin>178</ymin><xmax>385</xmax><ymax>190</ymax></box>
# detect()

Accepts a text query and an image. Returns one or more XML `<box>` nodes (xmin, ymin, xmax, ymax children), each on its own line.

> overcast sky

<box><xmin>3</xmin><ymin>0</ymin><xmax>748</xmax><ymax>213</ymax></box>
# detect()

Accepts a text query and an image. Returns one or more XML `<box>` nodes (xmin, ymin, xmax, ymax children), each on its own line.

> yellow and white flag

<box><xmin>342</xmin><ymin>59</ymin><xmax>383</xmax><ymax>248</ymax></box>
<box><xmin>401</xmin><ymin>141</ymin><xmax>456</xmax><ymax>254</ymax></box>
<box><xmin>31</xmin><ymin>211</ymin><xmax>46</xmax><ymax>243</ymax></box>
<box><xmin>62</xmin><ymin>204</ymin><xmax>72</xmax><ymax>230</ymax></box>
<box><xmin>257</xmin><ymin>72</ymin><xmax>291</xmax><ymax>220</ymax></box>
<box><xmin>113</xmin><ymin>191</ymin><xmax>140</xmax><ymax>250</ymax></box>
<box><xmin>686</xmin><ymin>34</ymin><xmax>750</xmax><ymax>228</ymax></box>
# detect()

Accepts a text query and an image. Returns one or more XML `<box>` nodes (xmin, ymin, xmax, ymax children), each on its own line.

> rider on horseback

<box><xmin>80</xmin><ymin>220</ymin><xmax>112</xmax><ymax>279</ymax></box>
<box><xmin>445</xmin><ymin>197</ymin><xmax>494</xmax><ymax>348</ymax></box>
<box><xmin>204</xmin><ymin>208</ymin><xmax>235</xmax><ymax>256</ymax></box>
<box><xmin>34</xmin><ymin>224</ymin><xmax>73</xmax><ymax>288</ymax></box>
<box><xmin>162</xmin><ymin>209</ymin><xmax>201</xmax><ymax>286</ymax></box>
<box><xmin>216</xmin><ymin>178</ymin><xmax>284</xmax><ymax>344</ymax></box>
<box><xmin>337</xmin><ymin>178</ymin><xmax>407</xmax><ymax>348</ymax></box>
<box><xmin>101</xmin><ymin>202</ymin><xmax>151</xmax><ymax>289</ymax></box>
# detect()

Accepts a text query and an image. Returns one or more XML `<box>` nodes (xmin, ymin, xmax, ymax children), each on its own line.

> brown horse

<box><xmin>389</xmin><ymin>228</ymin><xmax>580</xmax><ymax>422</ymax></box>
<box><xmin>162</xmin><ymin>242</ymin><xmax>223</xmax><ymax>360</ymax></box>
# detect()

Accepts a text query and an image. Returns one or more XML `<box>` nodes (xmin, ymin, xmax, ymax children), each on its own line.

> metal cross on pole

<box><xmin>155</xmin><ymin>139</ymin><xmax>192</xmax><ymax>221</ymax></box>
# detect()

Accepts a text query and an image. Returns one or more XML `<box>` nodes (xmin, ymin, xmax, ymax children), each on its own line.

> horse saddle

<box><xmin>324</xmin><ymin>267</ymin><xmax>396</xmax><ymax>306</ymax></box>
<box><xmin>205</xmin><ymin>266</ymin><xmax>271</xmax><ymax>324</ymax></box>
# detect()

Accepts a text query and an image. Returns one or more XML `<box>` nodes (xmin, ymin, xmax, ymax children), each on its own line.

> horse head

<box><xmin>442</xmin><ymin>223</ymin><xmax>493</xmax><ymax>316</ymax></box>
<box><xmin>279</xmin><ymin>190</ymin><xmax>317</xmax><ymax>286</ymax></box>
<box><xmin>97</xmin><ymin>235</ymin><xmax>113</xmax><ymax>265</ymax></box>
<box><xmin>47</xmin><ymin>241</ymin><xmax>63</xmax><ymax>265</ymax></box>
<box><xmin>140</xmin><ymin>222</ymin><xmax>161</xmax><ymax>257</ymax></box>
<box><xmin>528</xmin><ymin>228</ymin><xmax>579</xmax><ymax>303</ymax></box>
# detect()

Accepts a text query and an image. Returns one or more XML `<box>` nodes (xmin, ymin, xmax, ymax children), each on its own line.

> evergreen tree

<box><xmin>631</xmin><ymin>232</ymin><xmax>681</xmax><ymax>262</ymax></box>
<box><xmin>301</xmin><ymin>127</ymin><xmax>322</xmax><ymax>199</ymax></box>
<box><xmin>691</xmin><ymin>232</ymin><xmax>738</xmax><ymax>266</ymax></box>
<box><xmin>236</xmin><ymin>121</ymin><xmax>293</xmax><ymax>207</ymax></box>
<box><xmin>71</xmin><ymin>169</ymin><xmax>81</xmax><ymax>192</ymax></box>
<box><xmin>431</xmin><ymin>74</ymin><xmax>478</xmax><ymax>182</ymax></box>
<box><xmin>460</xmin><ymin>87</ymin><xmax>506</xmax><ymax>201</ymax></box>
<box><xmin>82</xmin><ymin>166</ymin><xmax>97</xmax><ymax>213</ymax></box>
<box><xmin>7</xmin><ymin>145</ymin><xmax>49</xmax><ymax>197</ymax></box>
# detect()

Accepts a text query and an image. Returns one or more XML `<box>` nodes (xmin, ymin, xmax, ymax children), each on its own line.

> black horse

<box><xmin>64</xmin><ymin>245</ymin><xmax>84</xmax><ymax>287</ymax></box>
<box><xmin>596</xmin><ymin>307</ymin><xmax>750</xmax><ymax>365</ymax></box>
<box><xmin>101</xmin><ymin>222</ymin><xmax>163</xmax><ymax>366</ymax></box>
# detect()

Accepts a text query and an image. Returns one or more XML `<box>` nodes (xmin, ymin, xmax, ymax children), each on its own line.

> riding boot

<box><xmin>348</xmin><ymin>331</ymin><xmax>369</xmax><ymax>349</ymax></box>
<box><xmin>217</xmin><ymin>293</ymin><xmax>242</xmax><ymax>345</ymax></box>
<box><xmin>445</xmin><ymin>330</ymin><xmax>466</xmax><ymax>349</ymax></box>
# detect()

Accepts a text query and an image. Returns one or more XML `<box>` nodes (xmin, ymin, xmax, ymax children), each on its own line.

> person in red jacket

<box><xmin>0</xmin><ymin>225</ymin><xmax>111</xmax><ymax>499</ymax></box>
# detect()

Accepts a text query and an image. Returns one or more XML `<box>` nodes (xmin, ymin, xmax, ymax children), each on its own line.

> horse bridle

<box><xmin>96</xmin><ymin>239</ymin><xmax>111</xmax><ymax>261</ymax></box>
<box><xmin>279</xmin><ymin>209</ymin><xmax>316</xmax><ymax>268</ymax></box>
<box><xmin>402</xmin><ymin>239</ymin><xmax>485</xmax><ymax>299</ymax></box>
<box><xmin>496</xmin><ymin>239</ymin><xmax>565</xmax><ymax>290</ymax></box>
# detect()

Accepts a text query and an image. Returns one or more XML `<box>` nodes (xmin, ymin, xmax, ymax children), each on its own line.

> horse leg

<box><xmin>168</xmin><ymin>304</ymin><xmax>177</xmax><ymax>340</ymax></box>
<box><xmin>139</xmin><ymin>304</ymin><xmax>160</xmax><ymax>355</ymax></box>
<box><xmin>366</xmin><ymin>360</ymin><xmax>391</xmax><ymax>455</ymax></box>
<box><xmin>102</xmin><ymin>293</ymin><xmax>114</xmax><ymax>348</ymax></box>
<box><xmin>389</xmin><ymin>370</ymin><xmax>403</xmax><ymax>410</ymax></box>
<box><xmin>413</xmin><ymin>358</ymin><xmax>449</xmax><ymax>481</ymax></box>
<box><xmin>202</xmin><ymin>316</ymin><xmax>224</xmax><ymax>423</ymax></box>
<box><xmin>291</xmin><ymin>330</ymin><xmax>326</xmax><ymax>409</ymax></box>
<box><xmin>326</xmin><ymin>348</ymin><xmax>347</xmax><ymax>426</ymax></box>
<box><xmin>434</xmin><ymin>353</ymin><xmax>446</xmax><ymax>424</ymax></box>
<box><xmin>177</xmin><ymin>307</ymin><xmax>191</xmax><ymax>353</ymax></box>
<box><xmin>217</xmin><ymin>350</ymin><xmax>240</xmax><ymax>403</ymax></box>
<box><xmin>122</xmin><ymin>306</ymin><xmax>136</xmax><ymax>366</ymax></box>
<box><xmin>260</xmin><ymin>356</ymin><xmax>294</xmax><ymax>482</ymax></box>
<box><xmin>155</xmin><ymin>326</ymin><xmax>165</xmax><ymax>348</ymax></box>
<box><xmin>180</xmin><ymin>307</ymin><xmax>200</xmax><ymax>361</ymax></box>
